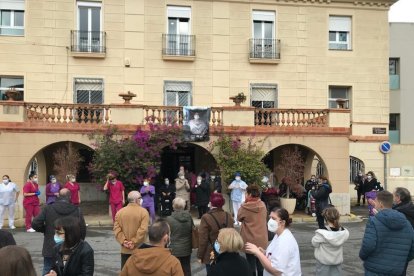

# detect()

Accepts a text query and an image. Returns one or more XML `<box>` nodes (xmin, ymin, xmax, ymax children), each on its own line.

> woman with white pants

<box><xmin>0</xmin><ymin>175</ymin><xmax>20</xmax><ymax>229</ymax></box>
<box><xmin>228</xmin><ymin>172</ymin><xmax>247</xmax><ymax>226</ymax></box>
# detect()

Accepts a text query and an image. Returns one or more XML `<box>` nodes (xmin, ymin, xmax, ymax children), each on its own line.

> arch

<box><xmin>262</xmin><ymin>143</ymin><xmax>329</xmax><ymax>185</ymax></box>
<box><xmin>349</xmin><ymin>156</ymin><xmax>365</xmax><ymax>183</ymax></box>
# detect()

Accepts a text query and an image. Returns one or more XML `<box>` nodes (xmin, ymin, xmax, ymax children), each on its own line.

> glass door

<box><xmin>78</xmin><ymin>3</ymin><xmax>101</xmax><ymax>52</ymax></box>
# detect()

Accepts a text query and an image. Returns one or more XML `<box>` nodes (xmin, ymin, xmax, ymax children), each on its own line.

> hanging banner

<box><xmin>183</xmin><ymin>106</ymin><xmax>210</xmax><ymax>142</ymax></box>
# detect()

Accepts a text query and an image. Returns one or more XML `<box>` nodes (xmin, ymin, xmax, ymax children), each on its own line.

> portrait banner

<box><xmin>183</xmin><ymin>106</ymin><xmax>210</xmax><ymax>142</ymax></box>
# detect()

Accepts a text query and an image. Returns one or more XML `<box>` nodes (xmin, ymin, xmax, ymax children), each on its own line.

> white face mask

<box><xmin>2</xmin><ymin>179</ymin><xmax>9</xmax><ymax>184</ymax></box>
<box><xmin>180</xmin><ymin>176</ymin><xmax>185</xmax><ymax>180</ymax></box>
<box><xmin>139</xmin><ymin>198</ymin><xmax>143</xmax><ymax>205</ymax></box>
<box><xmin>211</xmin><ymin>176</ymin><xmax>216</xmax><ymax>180</ymax></box>
<box><xmin>197</xmin><ymin>179</ymin><xmax>202</xmax><ymax>184</ymax></box>
<box><xmin>33</xmin><ymin>178</ymin><xmax>39</xmax><ymax>183</ymax></box>
<box><xmin>51</xmin><ymin>179</ymin><xmax>57</xmax><ymax>184</ymax></box>
<box><xmin>235</xmin><ymin>176</ymin><xmax>241</xmax><ymax>181</ymax></box>
<box><xmin>267</xmin><ymin>218</ymin><xmax>279</xmax><ymax>232</ymax></box>
<box><xmin>143</xmin><ymin>182</ymin><xmax>149</xmax><ymax>186</ymax></box>
<box><xmin>367</xmin><ymin>175</ymin><xmax>372</xmax><ymax>180</ymax></box>
<box><xmin>165</xmin><ymin>180</ymin><xmax>169</xmax><ymax>185</ymax></box>
<box><xmin>194</xmin><ymin>115</ymin><xmax>200</xmax><ymax>120</ymax></box>
<box><xmin>70</xmin><ymin>178</ymin><xmax>76</xmax><ymax>183</ymax></box>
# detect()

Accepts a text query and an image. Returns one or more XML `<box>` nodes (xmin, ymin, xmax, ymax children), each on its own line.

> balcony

<box><xmin>0</xmin><ymin>102</ymin><xmax>350</xmax><ymax>137</ymax></box>
<box><xmin>162</xmin><ymin>34</ymin><xmax>196</xmax><ymax>61</ymax></box>
<box><xmin>70</xmin><ymin>30</ymin><xmax>106</xmax><ymax>58</ymax></box>
<box><xmin>249</xmin><ymin>38</ymin><xmax>280</xmax><ymax>64</ymax></box>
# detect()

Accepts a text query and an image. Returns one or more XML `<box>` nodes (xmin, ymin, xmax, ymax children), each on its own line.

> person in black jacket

<box><xmin>393</xmin><ymin>187</ymin><xmax>414</xmax><ymax>228</ymax></box>
<box><xmin>195</xmin><ymin>174</ymin><xmax>210</xmax><ymax>219</ymax></box>
<box><xmin>159</xmin><ymin>178</ymin><xmax>175</xmax><ymax>216</ymax></box>
<box><xmin>0</xmin><ymin>229</ymin><xmax>16</xmax><ymax>249</ymax></box>
<box><xmin>32</xmin><ymin>188</ymin><xmax>86</xmax><ymax>276</ymax></box>
<box><xmin>353</xmin><ymin>171</ymin><xmax>365</xmax><ymax>206</ymax></box>
<box><xmin>45</xmin><ymin>216</ymin><xmax>94</xmax><ymax>276</ymax></box>
<box><xmin>311</xmin><ymin>176</ymin><xmax>332</xmax><ymax>229</ymax></box>
<box><xmin>208</xmin><ymin>228</ymin><xmax>251</xmax><ymax>276</ymax></box>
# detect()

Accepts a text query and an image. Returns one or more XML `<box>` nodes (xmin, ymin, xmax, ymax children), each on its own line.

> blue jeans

<box><xmin>43</xmin><ymin>257</ymin><xmax>54</xmax><ymax>276</ymax></box>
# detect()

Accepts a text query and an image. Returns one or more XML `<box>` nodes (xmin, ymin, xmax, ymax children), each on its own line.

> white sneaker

<box><xmin>9</xmin><ymin>225</ymin><xmax>16</xmax><ymax>230</ymax></box>
<box><xmin>26</xmin><ymin>228</ymin><xmax>36</xmax><ymax>233</ymax></box>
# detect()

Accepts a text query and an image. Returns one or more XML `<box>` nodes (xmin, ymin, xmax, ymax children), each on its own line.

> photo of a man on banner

<box><xmin>183</xmin><ymin>106</ymin><xmax>210</xmax><ymax>142</ymax></box>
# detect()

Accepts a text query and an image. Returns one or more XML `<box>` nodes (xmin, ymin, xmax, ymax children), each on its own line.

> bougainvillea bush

<box><xmin>209</xmin><ymin>134</ymin><xmax>269</xmax><ymax>190</ymax></box>
<box><xmin>89</xmin><ymin>124</ymin><xmax>182</xmax><ymax>193</ymax></box>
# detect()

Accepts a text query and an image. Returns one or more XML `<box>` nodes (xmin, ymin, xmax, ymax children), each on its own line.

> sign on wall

<box><xmin>183</xmin><ymin>106</ymin><xmax>210</xmax><ymax>142</ymax></box>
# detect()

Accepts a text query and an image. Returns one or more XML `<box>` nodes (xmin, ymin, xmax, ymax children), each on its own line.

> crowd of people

<box><xmin>1</xmin><ymin>168</ymin><xmax>414</xmax><ymax>276</ymax></box>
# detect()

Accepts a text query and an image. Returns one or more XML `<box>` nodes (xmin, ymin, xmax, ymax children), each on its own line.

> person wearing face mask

<box><xmin>140</xmin><ymin>178</ymin><xmax>156</xmax><ymax>223</ymax></box>
<box><xmin>160</xmin><ymin>178</ymin><xmax>175</xmax><ymax>216</ymax></box>
<box><xmin>121</xmin><ymin>219</ymin><xmax>184</xmax><ymax>276</ymax></box>
<box><xmin>195</xmin><ymin>174</ymin><xmax>210</xmax><ymax>219</ymax></box>
<box><xmin>175</xmin><ymin>172</ymin><xmax>190</xmax><ymax>211</ymax></box>
<box><xmin>103</xmin><ymin>173</ymin><xmax>125</xmax><ymax>222</ymax></box>
<box><xmin>64</xmin><ymin>174</ymin><xmax>81</xmax><ymax>206</ymax></box>
<box><xmin>0</xmin><ymin>174</ymin><xmax>20</xmax><ymax>230</ymax></box>
<box><xmin>209</xmin><ymin>171</ymin><xmax>222</xmax><ymax>193</ymax></box>
<box><xmin>23</xmin><ymin>172</ymin><xmax>41</xmax><ymax>233</ymax></box>
<box><xmin>228</xmin><ymin>172</ymin><xmax>247</xmax><ymax>226</ymax></box>
<box><xmin>114</xmin><ymin>191</ymin><xmax>149</xmax><ymax>269</ymax></box>
<box><xmin>32</xmin><ymin>188</ymin><xmax>86</xmax><ymax>276</ymax></box>
<box><xmin>245</xmin><ymin>207</ymin><xmax>302</xmax><ymax>276</ymax></box>
<box><xmin>261</xmin><ymin>178</ymin><xmax>279</xmax><ymax>212</ymax></box>
<box><xmin>363</xmin><ymin>171</ymin><xmax>382</xmax><ymax>217</ymax></box>
<box><xmin>45</xmin><ymin>216</ymin><xmax>94</xmax><ymax>276</ymax></box>
<box><xmin>46</xmin><ymin>175</ymin><xmax>61</xmax><ymax>205</ymax></box>
<box><xmin>353</xmin><ymin>170</ymin><xmax>365</xmax><ymax>206</ymax></box>
<box><xmin>208</xmin><ymin>228</ymin><xmax>251</xmax><ymax>276</ymax></box>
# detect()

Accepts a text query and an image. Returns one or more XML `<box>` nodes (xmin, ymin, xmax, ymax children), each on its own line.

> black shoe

<box><xmin>356</xmin><ymin>203</ymin><xmax>360</xmax><ymax>207</ymax></box>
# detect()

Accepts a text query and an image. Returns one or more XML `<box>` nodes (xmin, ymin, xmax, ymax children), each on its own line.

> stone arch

<box><xmin>262</xmin><ymin>143</ymin><xmax>328</xmax><ymax>185</ymax></box>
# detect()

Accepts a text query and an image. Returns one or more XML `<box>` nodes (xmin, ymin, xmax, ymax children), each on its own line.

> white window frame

<box><xmin>77</xmin><ymin>1</ymin><xmax>102</xmax><ymax>52</ymax></box>
<box><xmin>329</xmin><ymin>16</ymin><xmax>351</xmax><ymax>50</ymax></box>
<box><xmin>252</xmin><ymin>11</ymin><xmax>275</xmax><ymax>39</ymax></box>
<box><xmin>0</xmin><ymin>7</ymin><xmax>24</xmax><ymax>36</ymax></box>
<box><xmin>250</xmin><ymin>83</ymin><xmax>278</xmax><ymax>108</ymax></box>
<box><xmin>166</xmin><ymin>6</ymin><xmax>191</xmax><ymax>56</ymax></box>
<box><xmin>164</xmin><ymin>81</ymin><xmax>192</xmax><ymax>106</ymax></box>
<box><xmin>328</xmin><ymin>86</ymin><xmax>351</xmax><ymax>109</ymax></box>
<box><xmin>73</xmin><ymin>77</ymin><xmax>104</xmax><ymax>104</ymax></box>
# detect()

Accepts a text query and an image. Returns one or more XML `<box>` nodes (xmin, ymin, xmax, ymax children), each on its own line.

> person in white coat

<box><xmin>0</xmin><ymin>175</ymin><xmax>20</xmax><ymax>229</ymax></box>
<box><xmin>228</xmin><ymin>172</ymin><xmax>247</xmax><ymax>226</ymax></box>
<box><xmin>311</xmin><ymin>207</ymin><xmax>349</xmax><ymax>276</ymax></box>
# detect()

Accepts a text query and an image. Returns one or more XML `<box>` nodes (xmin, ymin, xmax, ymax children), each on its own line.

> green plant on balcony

<box><xmin>210</xmin><ymin>134</ymin><xmax>269</xmax><ymax>190</ymax></box>
<box><xmin>229</xmin><ymin>92</ymin><xmax>247</xmax><ymax>107</ymax></box>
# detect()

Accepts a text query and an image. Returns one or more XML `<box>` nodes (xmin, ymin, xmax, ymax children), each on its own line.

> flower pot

<box><xmin>280</xmin><ymin>197</ymin><xmax>297</xmax><ymax>215</ymax></box>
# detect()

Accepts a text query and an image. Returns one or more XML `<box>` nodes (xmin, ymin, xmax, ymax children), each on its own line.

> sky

<box><xmin>388</xmin><ymin>0</ymin><xmax>414</xmax><ymax>22</ymax></box>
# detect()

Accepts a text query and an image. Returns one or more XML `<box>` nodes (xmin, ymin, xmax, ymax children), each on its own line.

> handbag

<box><xmin>191</xmin><ymin>220</ymin><xmax>199</xmax><ymax>249</ymax></box>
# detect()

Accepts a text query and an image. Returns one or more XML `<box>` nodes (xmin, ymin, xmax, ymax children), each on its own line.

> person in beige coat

<box><xmin>175</xmin><ymin>172</ymin><xmax>190</xmax><ymax>210</ymax></box>
<box><xmin>114</xmin><ymin>191</ymin><xmax>150</xmax><ymax>269</ymax></box>
<box><xmin>237</xmin><ymin>184</ymin><xmax>268</xmax><ymax>276</ymax></box>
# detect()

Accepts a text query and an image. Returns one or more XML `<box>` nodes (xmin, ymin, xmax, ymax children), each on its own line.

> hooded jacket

<box><xmin>393</xmin><ymin>201</ymin><xmax>414</xmax><ymax>228</ymax></box>
<box><xmin>237</xmin><ymin>199</ymin><xmax>268</xmax><ymax>249</ymax></box>
<box><xmin>359</xmin><ymin>208</ymin><xmax>414</xmax><ymax>275</ymax></box>
<box><xmin>120</xmin><ymin>245</ymin><xmax>184</xmax><ymax>276</ymax></box>
<box><xmin>32</xmin><ymin>198</ymin><xmax>86</xmax><ymax>257</ymax></box>
<box><xmin>311</xmin><ymin>227</ymin><xmax>349</xmax><ymax>265</ymax></box>
<box><xmin>166</xmin><ymin>210</ymin><xmax>193</xmax><ymax>257</ymax></box>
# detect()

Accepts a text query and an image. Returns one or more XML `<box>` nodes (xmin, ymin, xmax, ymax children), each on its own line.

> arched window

<box><xmin>349</xmin><ymin>156</ymin><xmax>365</xmax><ymax>183</ymax></box>
<box><xmin>28</xmin><ymin>157</ymin><xmax>38</xmax><ymax>178</ymax></box>
<box><xmin>316</xmin><ymin>160</ymin><xmax>325</xmax><ymax>177</ymax></box>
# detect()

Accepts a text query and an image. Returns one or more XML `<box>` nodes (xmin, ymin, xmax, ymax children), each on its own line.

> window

<box><xmin>251</xmin><ymin>11</ymin><xmax>276</xmax><ymax>58</ymax></box>
<box><xmin>0</xmin><ymin>0</ymin><xmax>25</xmax><ymax>36</ymax></box>
<box><xmin>164</xmin><ymin>81</ymin><xmax>191</xmax><ymax>124</ymax></box>
<box><xmin>74</xmin><ymin>78</ymin><xmax>103</xmax><ymax>123</ymax></box>
<box><xmin>349</xmin><ymin>156</ymin><xmax>364</xmax><ymax>183</ymax></box>
<box><xmin>166</xmin><ymin>6</ymin><xmax>192</xmax><ymax>56</ymax></box>
<box><xmin>251</xmin><ymin>83</ymin><xmax>277</xmax><ymax>108</ymax></box>
<box><xmin>0</xmin><ymin>76</ymin><xmax>23</xmax><ymax>100</ymax></box>
<box><xmin>389</xmin><ymin>113</ymin><xmax>400</xmax><ymax>144</ymax></box>
<box><xmin>389</xmin><ymin>58</ymin><xmax>400</xmax><ymax>90</ymax></box>
<box><xmin>329</xmin><ymin>86</ymin><xmax>350</xmax><ymax>109</ymax></box>
<box><xmin>329</xmin><ymin>16</ymin><xmax>351</xmax><ymax>50</ymax></box>
<box><xmin>76</xmin><ymin>1</ymin><xmax>102</xmax><ymax>52</ymax></box>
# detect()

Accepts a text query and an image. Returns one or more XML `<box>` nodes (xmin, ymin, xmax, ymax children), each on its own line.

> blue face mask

<box><xmin>214</xmin><ymin>240</ymin><xmax>220</xmax><ymax>254</ymax></box>
<box><xmin>54</xmin><ymin>234</ymin><xmax>64</xmax><ymax>245</ymax></box>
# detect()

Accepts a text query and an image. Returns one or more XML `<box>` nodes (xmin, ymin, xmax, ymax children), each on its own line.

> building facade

<box><xmin>0</xmin><ymin>0</ymin><xmax>395</xmax><ymax>223</ymax></box>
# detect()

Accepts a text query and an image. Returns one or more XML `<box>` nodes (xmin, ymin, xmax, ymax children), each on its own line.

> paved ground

<box><xmin>9</xmin><ymin>218</ymin><xmax>414</xmax><ymax>276</ymax></box>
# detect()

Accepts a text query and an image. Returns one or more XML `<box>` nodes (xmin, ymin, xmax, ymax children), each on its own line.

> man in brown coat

<box><xmin>121</xmin><ymin>219</ymin><xmax>184</xmax><ymax>276</ymax></box>
<box><xmin>114</xmin><ymin>191</ymin><xmax>149</xmax><ymax>269</ymax></box>
<box><xmin>238</xmin><ymin>184</ymin><xmax>268</xmax><ymax>276</ymax></box>
<box><xmin>197</xmin><ymin>193</ymin><xmax>233</xmax><ymax>274</ymax></box>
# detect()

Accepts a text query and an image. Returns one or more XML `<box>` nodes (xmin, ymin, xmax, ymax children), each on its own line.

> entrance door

<box><xmin>78</xmin><ymin>2</ymin><xmax>101</xmax><ymax>52</ymax></box>
<box><xmin>161</xmin><ymin>146</ymin><xmax>195</xmax><ymax>182</ymax></box>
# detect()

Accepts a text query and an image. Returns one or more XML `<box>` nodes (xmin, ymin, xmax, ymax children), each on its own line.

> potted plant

<box><xmin>229</xmin><ymin>92</ymin><xmax>247</xmax><ymax>107</ymax></box>
<box><xmin>277</xmin><ymin>146</ymin><xmax>305</xmax><ymax>214</ymax></box>
<box><xmin>118</xmin><ymin>91</ymin><xmax>137</xmax><ymax>104</ymax></box>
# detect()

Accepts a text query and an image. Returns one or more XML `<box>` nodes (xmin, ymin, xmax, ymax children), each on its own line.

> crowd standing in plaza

<box><xmin>1</xmin><ymin>168</ymin><xmax>414</xmax><ymax>276</ymax></box>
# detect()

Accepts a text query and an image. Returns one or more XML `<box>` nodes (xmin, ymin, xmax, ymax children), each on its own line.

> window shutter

<box><xmin>168</xmin><ymin>6</ymin><xmax>191</xmax><ymax>18</ymax></box>
<box><xmin>74</xmin><ymin>78</ymin><xmax>103</xmax><ymax>104</ymax></box>
<box><xmin>251</xmin><ymin>84</ymin><xmax>277</xmax><ymax>107</ymax></box>
<box><xmin>0</xmin><ymin>0</ymin><xmax>25</xmax><ymax>10</ymax></box>
<box><xmin>329</xmin><ymin>16</ymin><xmax>351</xmax><ymax>32</ymax></box>
<box><xmin>253</xmin><ymin>11</ymin><xmax>275</xmax><ymax>22</ymax></box>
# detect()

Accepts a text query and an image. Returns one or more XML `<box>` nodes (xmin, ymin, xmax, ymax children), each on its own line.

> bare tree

<box><xmin>53</xmin><ymin>142</ymin><xmax>83</xmax><ymax>184</ymax></box>
<box><xmin>277</xmin><ymin>145</ymin><xmax>305</xmax><ymax>198</ymax></box>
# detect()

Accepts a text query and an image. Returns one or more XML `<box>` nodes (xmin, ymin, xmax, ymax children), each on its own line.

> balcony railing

<box><xmin>71</xmin><ymin>30</ymin><xmax>106</xmax><ymax>53</ymax></box>
<box><xmin>255</xmin><ymin>108</ymin><xmax>328</xmax><ymax>127</ymax></box>
<box><xmin>162</xmin><ymin>34</ymin><xmax>195</xmax><ymax>56</ymax></box>
<box><xmin>144</xmin><ymin>106</ymin><xmax>223</xmax><ymax>126</ymax></box>
<box><xmin>26</xmin><ymin>103</ymin><xmax>110</xmax><ymax>124</ymax></box>
<box><xmin>249</xmin><ymin>38</ymin><xmax>280</xmax><ymax>59</ymax></box>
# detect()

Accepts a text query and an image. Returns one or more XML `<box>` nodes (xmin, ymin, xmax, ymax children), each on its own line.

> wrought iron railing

<box><xmin>249</xmin><ymin>38</ymin><xmax>280</xmax><ymax>59</ymax></box>
<box><xmin>254</xmin><ymin>108</ymin><xmax>328</xmax><ymax>127</ymax></box>
<box><xmin>162</xmin><ymin>34</ymin><xmax>196</xmax><ymax>56</ymax></box>
<box><xmin>71</xmin><ymin>30</ymin><xmax>106</xmax><ymax>53</ymax></box>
